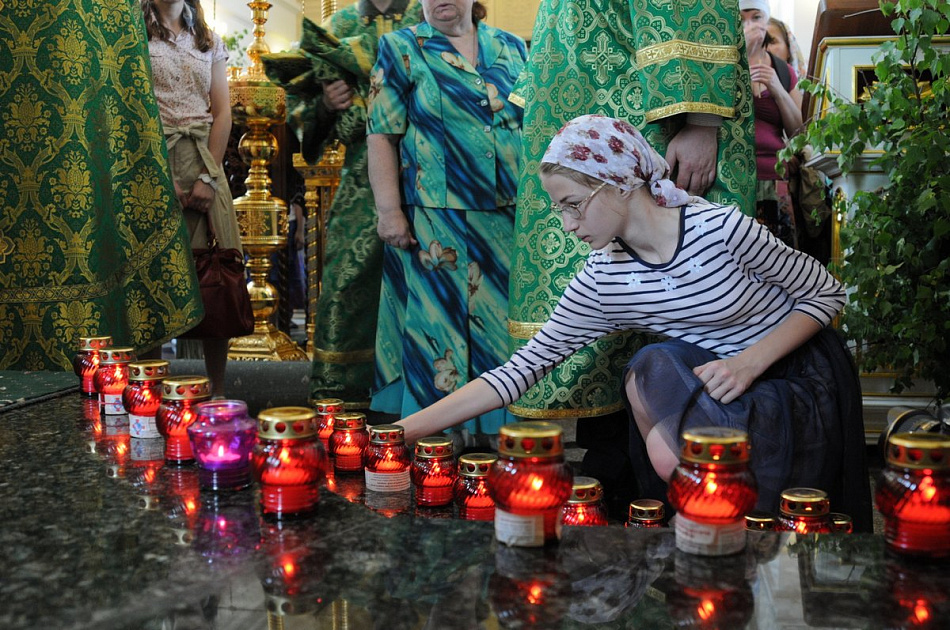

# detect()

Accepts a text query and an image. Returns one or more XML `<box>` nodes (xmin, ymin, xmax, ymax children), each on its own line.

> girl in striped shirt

<box><xmin>397</xmin><ymin>115</ymin><xmax>871</xmax><ymax>528</ymax></box>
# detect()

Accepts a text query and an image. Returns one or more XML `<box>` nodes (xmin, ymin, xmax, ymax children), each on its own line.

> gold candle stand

<box><xmin>227</xmin><ymin>1</ymin><xmax>307</xmax><ymax>361</ymax></box>
<box><xmin>293</xmin><ymin>142</ymin><xmax>344</xmax><ymax>355</ymax></box>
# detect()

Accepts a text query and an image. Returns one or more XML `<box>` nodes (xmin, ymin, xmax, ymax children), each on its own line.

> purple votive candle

<box><xmin>188</xmin><ymin>400</ymin><xmax>257</xmax><ymax>491</ymax></box>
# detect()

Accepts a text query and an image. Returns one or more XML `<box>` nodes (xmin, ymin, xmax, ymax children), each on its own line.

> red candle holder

<box><xmin>830</xmin><ymin>512</ymin><xmax>854</xmax><ymax>534</ymax></box>
<box><xmin>312</xmin><ymin>398</ymin><xmax>344</xmax><ymax>450</ymax></box>
<box><xmin>73</xmin><ymin>335</ymin><xmax>111</xmax><ymax>396</ymax></box>
<box><xmin>251</xmin><ymin>406</ymin><xmax>329</xmax><ymax>518</ymax></box>
<box><xmin>668</xmin><ymin>427</ymin><xmax>757</xmax><ymax>556</ymax></box>
<box><xmin>94</xmin><ymin>346</ymin><xmax>135</xmax><ymax>415</ymax></box>
<box><xmin>561</xmin><ymin>476</ymin><xmax>609</xmax><ymax>527</ymax></box>
<box><xmin>124</xmin><ymin>360</ymin><xmax>170</xmax><ymax>439</ymax></box>
<box><xmin>745</xmin><ymin>510</ymin><xmax>778</xmax><ymax>532</ymax></box>
<box><xmin>411</xmin><ymin>436</ymin><xmax>457</xmax><ymax>507</ymax></box>
<box><xmin>188</xmin><ymin>400</ymin><xmax>257</xmax><ymax>491</ymax></box>
<box><xmin>777</xmin><ymin>488</ymin><xmax>834</xmax><ymax>534</ymax></box>
<box><xmin>876</xmin><ymin>432</ymin><xmax>950</xmax><ymax>558</ymax></box>
<box><xmin>489</xmin><ymin>421</ymin><xmax>573</xmax><ymax>547</ymax></box>
<box><xmin>626</xmin><ymin>499</ymin><xmax>666</xmax><ymax>529</ymax></box>
<box><xmin>364</xmin><ymin>424</ymin><xmax>411</xmax><ymax>492</ymax></box>
<box><xmin>156</xmin><ymin>376</ymin><xmax>211</xmax><ymax>464</ymax></box>
<box><xmin>329</xmin><ymin>412</ymin><xmax>369</xmax><ymax>473</ymax></box>
<box><xmin>455</xmin><ymin>453</ymin><xmax>498</xmax><ymax>521</ymax></box>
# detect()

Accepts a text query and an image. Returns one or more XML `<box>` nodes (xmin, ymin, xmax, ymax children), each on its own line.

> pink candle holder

<box><xmin>187</xmin><ymin>400</ymin><xmax>257</xmax><ymax>491</ymax></box>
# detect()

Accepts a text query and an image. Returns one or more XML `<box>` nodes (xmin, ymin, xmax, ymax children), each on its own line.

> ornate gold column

<box><xmin>228</xmin><ymin>1</ymin><xmax>307</xmax><ymax>361</ymax></box>
<box><xmin>322</xmin><ymin>1</ymin><xmax>337</xmax><ymax>22</ymax></box>
<box><xmin>292</xmin><ymin>143</ymin><xmax>344</xmax><ymax>355</ymax></box>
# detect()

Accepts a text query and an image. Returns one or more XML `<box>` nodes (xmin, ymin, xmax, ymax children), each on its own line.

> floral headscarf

<box><xmin>540</xmin><ymin>114</ymin><xmax>692</xmax><ymax>208</ymax></box>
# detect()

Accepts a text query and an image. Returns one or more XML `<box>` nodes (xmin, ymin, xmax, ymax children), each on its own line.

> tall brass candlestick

<box><xmin>228</xmin><ymin>1</ymin><xmax>307</xmax><ymax>361</ymax></box>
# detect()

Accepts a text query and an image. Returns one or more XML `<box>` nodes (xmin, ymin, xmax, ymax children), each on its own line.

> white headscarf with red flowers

<box><xmin>541</xmin><ymin>114</ymin><xmax>693</xmax><ymax>208</ymax></box>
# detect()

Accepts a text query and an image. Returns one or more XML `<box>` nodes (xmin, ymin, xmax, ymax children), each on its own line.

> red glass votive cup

<box><xmin>489</xmin><ymin>421</ymin><xmax>573</xmax><ymax>547</ymax></box>
<box><xmin>156</xmin><ymin>376</ymin><xmax>211</xmax><ymax>464</ymax></box>
<box><xmin>455</xmin><ymin>453</ymin><xmax>498</xmax><ymax>521</ymax></box>
<box><xmin>830</xmin><ymin>512</ymin><xmax>854</xmax><ymax>534</ymax></box>
<box><xmin>745</xmin><ymin>510</ymin><xmax>778</xmax><ymax>532</ymax></box>
<box><xmin>124</xmin><ymin>360</ymin><xmax>170</xmax><ymax>439</ymax></box>
<box><xmin>560</xmin><ymin>476</ymin><xmax>609</xmax><ymax>527</ymax></box>
<box><xmin>94</xmin><ymin>346</ymin><xmax>136</xmax><ymax>415</ymax></box>
<box><xmin>626</xmin><ymin>499</ymin><xmax>666</xmax><ymax>529</ymax></box>
<box><xmin>329</xmin><ymin>412</ymin><xmax>369</xmax><ymax>473</ymax></box>
<box><xmin>364</xmin><ymin>424</ymin><xmax>411</xmax><ymax>492</ymax></box>
<box><xmin>876</xmin><ymin>432</ymin><xmax>950</xmax><ymax>558</ymax></box>
<box><xmin>412</xmin><ymin>436</ymin><xmax>457</xmax><ymax>507</ymax></box>
<box><xmin>777</xmin><ymin>488</ymin><xmax>834</xmax><ymax>534</ymax></box>
<box><xmin>73</xmin><ymin>335</ymin><xmax>112</xmax><ymax>396</ymax></box>
<box><xmin>188</xmin><ymin>400</ymin><xmax>257</xmax><ymax>491</ymax></box>
<box><xmin>668</xmin><ymin>427</ymin><xmax>757</xmax><ymax>556</ymax></box>
<box><xmin>251</xmin><ymin>406</ymin><xmax>329</xmax><ymax>518</ymax></box>
<box><xmin>312</xmin><ymin>398</ymin><xmax>344</xmax><ymax>450</ymax></box>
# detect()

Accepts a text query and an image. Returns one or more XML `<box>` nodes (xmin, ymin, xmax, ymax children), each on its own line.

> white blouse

<box><xmin>148</xmin><ymin>30</ymin><xmax>228</xmax><ymax>129</ymax></box>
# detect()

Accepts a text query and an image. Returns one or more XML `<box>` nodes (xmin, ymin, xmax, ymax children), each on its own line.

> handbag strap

<box><xmin>204</xmin><ymin>210</ymin><xmax>219</xmax><ymax>250</ymax></box>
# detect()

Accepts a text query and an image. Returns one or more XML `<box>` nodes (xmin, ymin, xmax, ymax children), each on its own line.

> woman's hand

<box><xmin>749</xmin><ymin>63</ymin><xmax>786</xmax><ymax>95</ymax></box>
<box><xmin>187</xmin><ymin>179</ymin><xmax>215</xmax><ymax>213</ymax></box>
<box><xmin>173</xmin><ymin>180</ymin><xmax>189</xmax><ymax>210</ymax></box>
<box><xmin>322</xmin><ymin>80</ymin><xmax>354</xmax><ymax>111</ymax></box>
<box><xmin>693</xmin><ymin>356</ymin><xmax>760</xmax><ymax>405</ymax></box>
<box><xmin>377</xmin><ymin>208</ymin><xmax>417</xmax><ymax>249</ymax></box>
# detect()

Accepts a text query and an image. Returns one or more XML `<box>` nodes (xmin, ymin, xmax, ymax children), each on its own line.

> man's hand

<box><xmin>322</xmin><ymin>80</ymin><xmax>354</xmax><ymax>111</ymax></box>
<box><xmin>665</xmin><ymin>124</ymin><xmax>718</xmax><ymax>196</ymax></box>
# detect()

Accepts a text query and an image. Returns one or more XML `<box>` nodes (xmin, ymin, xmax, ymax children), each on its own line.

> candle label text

<box><xmin>365</xmin><ymin>469</ymin><xmax>411</xmax><ymax>492</ymax></box>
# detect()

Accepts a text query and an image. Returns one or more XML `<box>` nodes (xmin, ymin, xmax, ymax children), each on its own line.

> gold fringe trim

<box><xmin>644</xmin><ymin>101</ymin><xmax>735</xmax><ymax>123</ymax></box>
<box><xmin>636</xmin><ymin>40</ymin><xmax>740</xmax><ymax>68</ymax></box>
<box><xmin>508</xmin><ymin>319</ymin><xmax>625</xmax><ymax>342</ymax></box>
<box><xmin>507</xmin><ymin>92</ymin><xmax>526</xmax><ymax>108</ymax></box>
<box><xmin>312</xmin><ymin>346</ymin><xmax>375</xmax><ymax>364</ymax></box>
<box><xmin>508</xmin><ymin>401</ymin><xmax>625</xmax><ymax>419</ymax></box>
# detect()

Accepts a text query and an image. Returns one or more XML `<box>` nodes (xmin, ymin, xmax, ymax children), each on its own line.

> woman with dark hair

<box><xmin>142</xmin><ymin>0</ymin><xmax>243</xmax><ymax>397</ymax></box>
<box><xmin>367</xmin><ymin>0</ymin><xmax>527</xmax><ymax>443</ymax></box>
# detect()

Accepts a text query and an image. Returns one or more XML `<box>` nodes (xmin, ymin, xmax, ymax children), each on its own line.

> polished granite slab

<box><xmin>0</xmin><ymin>394</ymin><xmax>947</xmax><ymax>629</ymax></box>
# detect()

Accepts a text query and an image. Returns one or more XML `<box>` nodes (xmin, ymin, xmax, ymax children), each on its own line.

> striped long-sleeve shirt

<box><xmin>481</xmin><ymin>201</ymin><xmax>845</xmax><ymax>406</ymax></box>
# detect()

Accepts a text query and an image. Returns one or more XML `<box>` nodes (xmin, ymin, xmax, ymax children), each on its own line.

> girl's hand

<box><xmin>693</xmin><ymin>356</ymin><xmax>759</xmax><ymax>405</ymax></box>
<box><xmin>174</xmin><ymin>180</ymin><xmax>189</xmax><ymax>210</ymax></box>
<box><xmin>187</xmin><ymin>179</ymin><xmax>215</xmax><ymax>213</ymax></box>
<box><xmin>376</xmin><ymin>208</ymin><xmax>417</xmax><ymax>249</ymax></box>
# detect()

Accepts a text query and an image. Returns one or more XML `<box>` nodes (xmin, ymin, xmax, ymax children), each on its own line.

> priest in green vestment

<box><xmin>507</xmin><ymin>0</ymin><xmax>756</xmax><ymax>420</ymax></box>
<box><xmin>0</xmin><ymin>0</ymin><xmax>203</xmax><ymax>370</ymax></box>
<box><xmin>263</xmin><ymin>1</ymin><xmax>423</xmax><ymax>409</ymax></box>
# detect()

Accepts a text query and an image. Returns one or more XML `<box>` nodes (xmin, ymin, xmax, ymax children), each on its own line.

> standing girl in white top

<box><xmin>397</xmin><ymin>114</ymin><xmax>872</xmax><ymax>530</ymax></box>
<box><xmin>142</xmin><ymin>0</ymin><xmax>243</xmax><ymax>397</ymax></box>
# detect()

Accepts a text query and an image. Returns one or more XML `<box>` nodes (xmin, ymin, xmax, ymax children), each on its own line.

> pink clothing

<box><xmin>148</xmin><ymin>30</ymin><xmax>228</xmax><ymax>128</ymax></box>
<box><xmin>753</xmin><ymin>63</ymin><xmax>798</xmax><ymax>181</ymax></box>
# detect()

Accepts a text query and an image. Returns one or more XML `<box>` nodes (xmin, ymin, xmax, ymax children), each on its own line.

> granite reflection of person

<box><xmin>367</xmin><ymin>0</ymin><xmax>526</xmax><ymax>444</ymax></box>
<box><xmin>396</xmin><ymin>115</ymin><xmax>873</xmax><ymax>532</ymax></box>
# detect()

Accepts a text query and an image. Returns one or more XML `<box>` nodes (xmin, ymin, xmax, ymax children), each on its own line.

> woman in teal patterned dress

<box><xmin>366</xmin><ymin>0</ymin><xmax>526</xmax><ymax>439</ymax></box>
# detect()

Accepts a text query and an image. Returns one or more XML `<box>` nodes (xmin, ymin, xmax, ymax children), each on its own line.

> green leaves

<box><xmin>795</xmin><ymin>1</ymin><xmax>950</xmax><ymax>400</ymax></box>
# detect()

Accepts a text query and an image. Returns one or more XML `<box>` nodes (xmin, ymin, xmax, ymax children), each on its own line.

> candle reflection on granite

<box><xmin>259</xmin><ymin>519</ymin><xmax>329</xmax><ymax>619</ymax></box>
<box><xmin>489</xmin><ymin>545</ymin><xmax>570</xmax><ymax>627</ymax></box>
<box><xmin>157</xmin><ymin>376</ymin><xmax>212</xmax><ymax>465</ymax></box>
<box><xmin>124</xmin><ymin>360</ymin><xmax>169</xmax><ymax>439</ymax></box>
<box><xmin>663</xmin><ymin>549</ymin><xmax>754</xmax><ymax>629</ymax></box>
<box><xmin>188</xmin><ymin>400</ymin><xmax>256</xmax><ymax>491</ymax></box>
<box><xmin>94</xmin><ymin>347</ymin><xmax>135</xmax><ymax>415</ymax></box>
<box><xmin>364</xmin><ymin>488</ymin><xmax>412</xmax><ymax>518</ymax></box>
<box><xmin>830</xmin><ymin>512</ymin><xmax>854</xmax><ymax>534</ymax></box>
<box><xmin>128</xmin><ymin>437</ymin><xmax>165</xmax><ymax>492</ymax></box>
<box><xmin>328</xmin><ymin>468</ymin><xmax>365</xmax><ymax>504</ymax></box>
<box><xmin>192</xmin><ymin>492</ymin><xmax>260</xmax><ymax>566</ymax></box>
<box><xmin>668</xmin><ymin>428</ymin><xmax>756</xmax><ymax>556</ymax></box>
<box><xmin>73</xmin><ymin>335</ymin><xmax>111</xmax><ymax>397</ymax></box>
<box><xmin>455</xmin><ymin>453</ymin><xmax>497</xmax><ymax>521</ymax></box>
<box><xmin>561</xmin><ymin>477</ymin><xmax>608</xmax><ymax>527</ymax></box>
<box><xmin>879</xmin><ymin>554</ymin><xmax>950</xmax><ymax>630</ymax></box>
<box><xmin>412</xmin><ymin>437</ymin><xmax>457</xmax><ymax>507</ymax></box>
<box><xmin>876</xmin><ymin>432</ymin><xmax>950</xmax><ymax>558</ymax></box>
<box><xmin>252</xmin><ymin>407</ymin><xmax>328</xmax><ymax>518</ymax></box>
<box><xmin>100</xmin><ymin>415</ymin><xmax>130</xmax><ymax>479</ymax></box>
<box><xmin>745</xmin><ymin>510</ymin><xmax>778</xmax><ymax>532</ymax></box>
<box><xmin>161</xmin><ymin>466</ymin><xmax>202</xmax><ymax>545</ymax></box>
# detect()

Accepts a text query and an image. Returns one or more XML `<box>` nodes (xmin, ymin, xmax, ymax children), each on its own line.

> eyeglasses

<box><xmin>550</xmin><ymin>181</ymin><xmax>608</xmax><ymax>220</ymax></box>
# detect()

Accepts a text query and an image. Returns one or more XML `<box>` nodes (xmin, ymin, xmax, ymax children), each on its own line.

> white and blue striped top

<box><xmin>481</xmin><ymin>201</ymin><xmax>845</xmax><ymax>406</ymax></box>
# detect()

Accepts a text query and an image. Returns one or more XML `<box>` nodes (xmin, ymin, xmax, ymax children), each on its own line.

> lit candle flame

<box><xmin>698</xmin><ymin>599</ymin><xmax>716</xmax><ymax>621</ymax></box>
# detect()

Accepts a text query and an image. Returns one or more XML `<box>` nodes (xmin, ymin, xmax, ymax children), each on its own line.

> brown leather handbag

<box><xmin>179</xmin><ymin>214</ymin><xmax>254</xmax><ymax>339</ymax></box>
